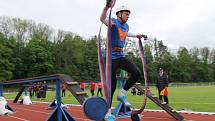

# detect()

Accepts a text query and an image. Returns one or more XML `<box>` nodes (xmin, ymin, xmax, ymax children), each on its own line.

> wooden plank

<box><xmin>134</xmin><ymin>84</ymin><xmax>184</xmax><ymax>121</ymax></box>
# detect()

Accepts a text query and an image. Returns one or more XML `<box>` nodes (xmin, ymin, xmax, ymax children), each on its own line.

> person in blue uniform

<box><xmin>100</xmin><ymin>0</ymin><xmax>147</xmax><ymax>120</ymax></box>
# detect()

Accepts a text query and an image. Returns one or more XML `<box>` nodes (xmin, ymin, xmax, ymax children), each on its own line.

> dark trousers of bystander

<box><xmin>91</xmin><ymin>90</ymin><xmax>94</xmax><ymax>96</ymax></box>
<box><xmin>97</xmin><ymin>88</ymin><xmax>103</xmax><ymax>96</ymax></box>
<box><xmin>62</xmin><ymin>90</ymin><xmax>66</xmax><ymax>97</ymax></box>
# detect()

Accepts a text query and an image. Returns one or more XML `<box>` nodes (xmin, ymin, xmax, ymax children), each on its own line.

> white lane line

<box><xmin>14</xmin><ymin>107</ymin><xmax>50</xmax><ymax>114</ymax></box>
<box><xmin>8</xmin><ymin>115</ymin><xmax>30</xmax><ymax>121</ymax></box>
<box><xmin>14</xmin><ymin>107</ymin><xmax>89</xmax><ymax>121</ymax></box>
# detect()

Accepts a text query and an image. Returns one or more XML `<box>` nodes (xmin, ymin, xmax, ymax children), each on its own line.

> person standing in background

<box><xmin>97</xmin><ymin>81</ymin><xmax>103</xmax><ymax>97</ymax></box>
<box><xmin>36</xmin><ymin>82</ymin><xmax>41</xmax><ymax>98</ymax></box>
<box><xmin>80</xmin><ymin>82</ymin><xmax>85</xmax><ymax>91</ymax></box>
<box><xmin>32</xmin><ymin>83</ymin><xmax>37</xmax><ymax>97</ymax></box>
<box><xmin>61</xmin><ymin>83</ymin><xmax>66</xmax><ymax>97</ymax></box>
<box><xmin>156</xmin><ymin>67</ymin><xmax>169</xmax><ymax>104</ymax></box>
<box><xmin>28</xmin><ymin>86</ymin><xmax>33</xmax><ymax>98</ymax></box>
<box><xmin>90</xmin><ymin>82</ymin><xmax>96</xmax><ymax>96</ymax></box>
<box><xmin>42</xmin><ymin>81</ymin><xmax>48</xmax><ymax>98</ymax></box>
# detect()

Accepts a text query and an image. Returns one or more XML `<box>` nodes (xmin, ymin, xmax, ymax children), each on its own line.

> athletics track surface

<box><xmin>0</xmin><ymin>100</ymin><xmax>215</xmax><ymax>121</ymax></box>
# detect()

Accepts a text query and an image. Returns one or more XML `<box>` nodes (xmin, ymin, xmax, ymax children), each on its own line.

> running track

<box><xmin>0</xmin><ymin>101</ymin><xmax>215</xmax><ymax>121</ymax></box>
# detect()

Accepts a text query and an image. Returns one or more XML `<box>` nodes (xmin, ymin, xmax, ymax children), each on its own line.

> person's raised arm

<box><xmin>127</xmin><ymin>32</ymin><xmax>148</xmax><ymax>39</ymax></box>
<box><xmin>100</xmin><ymin>6</ymin><xmax>109</xmax><ymax>26</ymax></box>
<box><xmin>100</xmin><ymin>0</ymin><xmax>115</xmax><ymax>27</ymax></box>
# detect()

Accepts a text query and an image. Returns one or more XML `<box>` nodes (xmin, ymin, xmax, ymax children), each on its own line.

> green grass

<box><xmin>3</xmin><ymin>85</ymin><xmax>215</xmax><ymax>112</ymax></box>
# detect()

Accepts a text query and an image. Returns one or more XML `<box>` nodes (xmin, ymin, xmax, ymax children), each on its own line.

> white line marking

<box><xmin>14</xmin><ymin>107</ymin><xmax>50</xmax><ymax>114</ymax></box>
<box><xmin>8</xmin><ymin>115</ymin><xmax>30</xmax><ymax>121</ymax></box>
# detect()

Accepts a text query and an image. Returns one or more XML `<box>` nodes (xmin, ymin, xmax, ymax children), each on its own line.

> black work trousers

<box><xmin>110</xmin><ymin>57</ymin><xmax>141</xmax><ymax>106</ymax></box>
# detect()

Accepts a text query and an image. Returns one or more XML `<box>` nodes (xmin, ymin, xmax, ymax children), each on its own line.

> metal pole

<box><xmin>56</xmin><ymin>79</ymin><xmax>62</xmax><ymax>121</ymax></box>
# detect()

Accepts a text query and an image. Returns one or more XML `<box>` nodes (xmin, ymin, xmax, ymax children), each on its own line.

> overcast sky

<box><xmin>0</xmin><ymin>0</ymin><xmax>215</xmax><ymax>50</ymax></box>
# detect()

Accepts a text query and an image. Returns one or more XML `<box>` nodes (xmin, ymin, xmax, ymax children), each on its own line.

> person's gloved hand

<box><xmin>136</xmin><ymin>34</ymin><xmax>148</xmax><ymax>40</ymax></box>
<box><xmin>106</xmin><ymin>0</ymin><xmax>113</xmax><ymax>8</ymax></box>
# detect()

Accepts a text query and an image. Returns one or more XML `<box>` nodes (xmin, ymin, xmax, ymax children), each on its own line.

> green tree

<box><xmin>53</xmin><ymin>33</ymin><xmax>85</xmax><ymax>80</ymax></box>
<box><xmin>176</xmin><ymin>47</ymin><xmax>193</xmax><ymax>82</ymax></box>
<box><xmin>0</xmin><ymin>33</ymin><xmax>14</xmax><ymax>80</ymax></box>
<box><xmin>24</xmin><ymin>24</ymin><xmax>54</xmax><ymax>77</ymax></box>
<box><xmin>83</xmin><ymin>36</ymin><xmax>99</xmax><ymax>81</ymax></box>
<box><xmin>209</xmin><ymin>49</ymin><xmax>215</xmax><ymax>82</ymax></box>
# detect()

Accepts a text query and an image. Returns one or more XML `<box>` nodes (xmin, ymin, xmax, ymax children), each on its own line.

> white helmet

<box><xmin>116</xmin><ymin>6</ymin><xmax>131</xmax><ymax>15</ymax></box>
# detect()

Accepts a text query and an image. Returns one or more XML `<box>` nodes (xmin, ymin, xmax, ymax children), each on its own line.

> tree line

<box><xmin>0</xmin><ymin>16</ymin><xmax>214</xmax><ymax>83</ymax></box>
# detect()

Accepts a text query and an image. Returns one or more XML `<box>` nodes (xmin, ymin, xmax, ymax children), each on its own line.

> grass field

<box><xmin>3</xmin><ymin>85</ymin><xmax>215</xmax><ymax>112</ymax></box>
